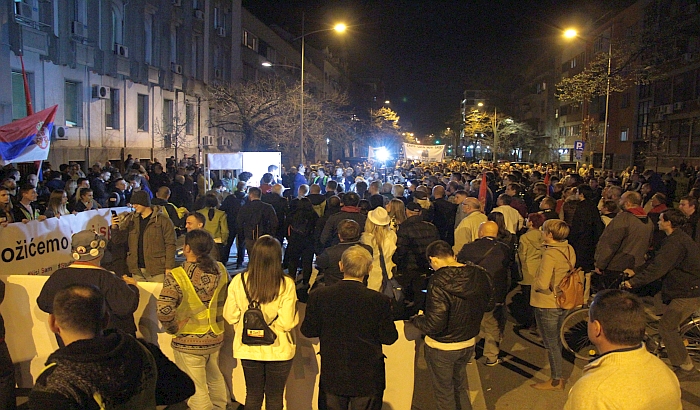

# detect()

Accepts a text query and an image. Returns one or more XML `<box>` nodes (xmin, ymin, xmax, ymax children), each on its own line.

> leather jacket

<box><xmin>411</xmin><ymin>264</ymin><xmax>492</xmax><ymax>343</ymax></box>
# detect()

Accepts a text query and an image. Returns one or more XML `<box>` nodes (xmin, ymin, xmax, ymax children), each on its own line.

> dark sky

<box><xmin>243</xmin><ymin>0</ymin><xmax>633</xmax><ymax>136</ymax></box>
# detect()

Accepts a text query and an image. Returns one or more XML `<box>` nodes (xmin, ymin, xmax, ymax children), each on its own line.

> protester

<box><xmin>197</xmin><ymin>194</ymin><xmax>229</xmax><ymax>263</ymax></box>
<box><xmin>157</xmin><ymin>229</ymin><xmax>230</xmax><ymax>409</ymax></box>
<box><xmin>302</xmin><ymin>245</ymin><xmax>398</xmax><ymax>410</ymax></box>
<box><xmin>361</xmin><ymin>207</ymin><xmax>398</xmax><ymax>292</ymax></box>
<box><xmin>223</xmin><ymin>236</ymin><xmax>298</xmax><ymax>410</ymax></box>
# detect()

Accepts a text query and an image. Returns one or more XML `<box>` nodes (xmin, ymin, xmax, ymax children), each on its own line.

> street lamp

<box><xmin>297</xmin><ymin>18</ymin><xmax>346</xmax><ymax>165</ymax></box>
<box><xmin>564</xmin><ymin>27</ymin><xmax>612</xmax><ymax>171</ymax></box>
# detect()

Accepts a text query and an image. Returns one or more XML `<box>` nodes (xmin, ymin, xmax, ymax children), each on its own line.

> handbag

<box><xmin>240</xmin><ymin>274</ymin><xmax>278</xmax><ymax>345</ymax></box>
<box><xmin>379</xmin><ymin>248</ymin><xmax>405</xmax><ymax>319</ymax></box>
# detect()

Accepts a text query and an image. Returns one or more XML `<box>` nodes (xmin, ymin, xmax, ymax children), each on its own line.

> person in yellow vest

<box><xmin>197</xmin><ymin>194</ymin><xmax>229</xmax><ymax>263</ymax></box>
<box><xmin>157</xmin><ymin>229</ymin><xmax>229</xmax><ymax>410</ymax></box>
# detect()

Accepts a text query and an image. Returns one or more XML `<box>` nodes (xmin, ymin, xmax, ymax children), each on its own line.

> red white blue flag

<box><xmin>0</xmin><ymin>105</ymin><xmax>57</xmax><ymax>166</ymax></box>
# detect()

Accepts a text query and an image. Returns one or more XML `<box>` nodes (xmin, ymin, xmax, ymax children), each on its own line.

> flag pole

<box><xmin>20</xmin><ymin>52</ymin><xmax>44</xmax><ymax>180</ymax></box>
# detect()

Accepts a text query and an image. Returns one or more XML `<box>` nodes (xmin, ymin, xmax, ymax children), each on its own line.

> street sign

<box><xmin>574</xmin><ymin>140</ymin><xmax>585</xmax><ymax>151</ymax></box>
<box><xmin>575</xmin><ymin>150</ymin><xmax>583</xmax><ymax>160</ymax></box>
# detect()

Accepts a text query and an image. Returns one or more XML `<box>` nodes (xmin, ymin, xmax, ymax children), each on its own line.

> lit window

<box><xmin>64</xmin><ymin>81</ymin><xmax>82</xmax><ymax>127</ymax></box>
<box><xmin>621</xmin><ymin>128</ymin><xmax>629</xmax><ymax>141</ymax></box>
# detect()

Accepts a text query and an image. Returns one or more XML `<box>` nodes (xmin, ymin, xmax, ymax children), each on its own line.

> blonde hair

<box><xmin>387</xmin><ymin>198</ymin><xmax>406</xmax><ymax>226</ymax></box>
<box><xmin>364</xmin><ymin>218</ymin><xmax>391</xmax><ymax>254</ymax></box>
<box><xmin>543</xmin><ymin>219</ymin><xmax>570</xmax><ymax>241</ymax></box>
<box><xmin>341</xmin><ymin>245</ymin><xmax>372</xmax><ymax>279</ymax></box>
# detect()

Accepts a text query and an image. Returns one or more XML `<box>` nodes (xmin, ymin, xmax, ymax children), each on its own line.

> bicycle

<box><xmin>559</xmin><ymin>272</ymin><xmax>700</xmax><ymax>360</ymax></box>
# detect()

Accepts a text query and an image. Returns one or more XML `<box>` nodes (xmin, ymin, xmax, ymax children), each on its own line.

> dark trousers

<box><xmin>395</xmin><ymin>271</ymin><xmax>427</xmax><ymax>315</ymax></box>
<box><xmin>520</xmin><ymin>285</ymin><xmax>535</xmax><ymax>328</ymax></box>
<box><xmin>0</xmin><ymin>341</ymin><xmax>15</xmax><ymax>410</ymax></box>
<box><xmin>286</xmin><ymin>234</ymin><xmax>315</xmax><ymax>284</ymax></box>
<box><xmin>424</xmin><ymin>344</ymin><xmax>474</xmax><ymax>410</ymax></box>
<box><xmin>235</xmin><ymin>234</ymin><xmax>246</xmax><ymax>267</ymax></box>
<box><xmin>240</xmin><ymin>359</ymin><xmax>292</xmax><ymax>410</ymax></box>
<box><xmin>319</xmin><ymin>390</ymin><xmax>383</xmax><ymax>410</ymax></box>
<box><xmin>223</xmin><ymin>232</ymin><xmax>235</xmax><ymax>265</ymax></box>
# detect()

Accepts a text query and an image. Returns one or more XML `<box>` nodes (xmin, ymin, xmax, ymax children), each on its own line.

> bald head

<box><xmin>432</xmin><ymin>185</ymin><xmax>445</xmax><ymax>199</ymax></box>
<box><xmin>462</xmin><ymin>197</ymin><xmax>481</xmax><ymax>213</ymax></box>
<box><xmin>478</xmin><ymin>221</ymin><xmax>499</xmax><ymax>238</ymax></box>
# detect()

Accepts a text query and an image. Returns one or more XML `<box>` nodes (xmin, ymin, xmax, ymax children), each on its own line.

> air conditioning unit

<box><xmin>53</xmin><ymin>126</ymin><xmax>68</xmax><ymax>140</ymax></box>
<box><xmin>171</xmin><ymin>0</ymin><xmax>182</xmax><ymax>6</ymax></box>
<box><xmin>171</xmin><ymin>63</ymin><xmax>183</xmax><ymax>75</ymax></box>
<box><xmin>203</xmin><ymin>136</ymin><xmax>214</xmax><ymax>146</ymax></box>
<box><xmin>92</xmin><ymin>85</ymin><xmax>110</xmax><ymax>99</ymax></box>
<box><xmin>114</xmin><ymin>43</ymin><xmax>129</xmax><ymax>58</ymax></box>
<box><xmin>214</xmin><ymin>68</ymin><xmax>222</xmax><ymax>79</ymax></box>
<box><xmin>674</xmin><ymin>102</ymin><xmax>685</xmax><ymax>111</ymax></box>
<box><xmin>71</xmin><ymin>21</ymin><xmax>86</xmax><ymax>37</ymax></box>
<box><xmin>194</xmin><ymin>10</ymin><xmax>204</xmax><ymax>20</ymax></box>
<box><xmin>217</xmin><ymin>27</ymin><xmax>226</xmax><ymax>37</ymax></box>
<box><xmin>683</xmin><ymin>53</ymin><xmax>695</xmax><ymax>62</ymax></box>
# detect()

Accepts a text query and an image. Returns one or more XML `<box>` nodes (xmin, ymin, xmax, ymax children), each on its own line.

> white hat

<box><xmin>368</xmin><ymin>207</ymin><xmax>391</xmax><ymax>226</ymax></box>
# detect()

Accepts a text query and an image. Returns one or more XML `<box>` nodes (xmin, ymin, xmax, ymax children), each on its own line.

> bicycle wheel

<box><xmin>680</xmin><ymin>318</ymin><xmax>700</xmax><ymax>359</ymax></box>
<box><xmin>560</xmin><ymin>308</ymin><xmax>598</xmax><ymax>360</ymax></box>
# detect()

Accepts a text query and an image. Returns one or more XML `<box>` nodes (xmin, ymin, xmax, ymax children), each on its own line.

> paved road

<box><xmin>409</xmin><ymin>290</ymin><xmax>700</xmax><ymax>410</ymax></box>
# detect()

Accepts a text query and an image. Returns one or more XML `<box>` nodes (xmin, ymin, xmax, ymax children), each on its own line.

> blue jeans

<box><xmin>241</xmin><ymin>359</ymin><xmax>293</xmax><ymax>410</ymax></box>
<box><xmin>424</xmin><ymin>344</ymin><xmax>474</xmax><ymax>410</ymax></box>
<box><xmin>534</xmin><ymin>307</ymin><xmax>568</xmax><ymax>380</ymax></box>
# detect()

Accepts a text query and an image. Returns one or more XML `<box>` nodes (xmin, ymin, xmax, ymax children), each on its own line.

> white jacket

<box><xmin>223</xmin><ymin>273</ymin><xmax>299</xmax><ymax>361</ymax></box>
<box><xmin>360</xmin><ymin>230</ymin><xmax>398</xmax><ymax>292</ymax></box>
<box><xmin>491</xmin><ymin>205</ymin><xmax>524</xmax><ymax>234</ymax></box>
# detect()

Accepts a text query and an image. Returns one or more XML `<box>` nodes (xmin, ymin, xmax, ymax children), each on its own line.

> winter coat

<box><xmin>393</xmin><ymin>215</ymin><xmax>440</xmax><ymax>275</ymax></box>
<box><xmin>457</xmin><ymin>237</ymin><xmax>512</xmax><ymax>304</ymax></box>
<box><xmin>112</xmin><ymin>206</ymin><xmax>177</xmax><ymax>278</ymax></box>
<box><xmin>568</xmin><ymin>199</ymin><xmax>604</xmax><ymax>271</ymax></box>
<box><xmin>531</xmin><ymin>240</ymin><xmax>576</xmax><ymax>309</ymax></box>
<box><xmin>411</xmin><ymin>264</ymin><xmax>492</xmax><ymax>343</ymax></box>
<box><xmin>630</xmin><ymin>229</ymin><xmax>700</xmax><ymax>302</ymax></box>
<box><xmin>236</xmin><ymin>199</ymin><xmax>279</xmax><ymax>241</ymax></box>
<box><xmin>319</xmin><ymin>207</ymin><xmax>367</xmax><ymax>248</ymax></box>
<box><xmin>518</xmin><ymin>228</ymin><xmax>543</xmax><ymax>286</ymax></box>
<box><xmin>360</xmin><ymin>230</ymin><xmax>398</xmax><ymax>292</ymax></box>
<box><xmin>594</xmin><ymin>209</ymin><xmax>653</xmax><ymax>272</ymax></box>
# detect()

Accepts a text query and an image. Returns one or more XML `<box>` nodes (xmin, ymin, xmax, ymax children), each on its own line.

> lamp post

<box><xmin>564</xmin><ymin>28</ymin><xmax>613</xmax><ymax>171</ymax></box>
<box><xmin>298</xmin><ymin>16</ymin><xmax>346</xmax><ymax>166</ymax></box>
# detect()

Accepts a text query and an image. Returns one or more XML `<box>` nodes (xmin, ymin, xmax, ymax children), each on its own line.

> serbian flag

<box><xmin>0</xmin><ymin>105</ymin><xmax>57</xmax><ymax>166</ymax></box>
<box><xmin>478</xmin><ymin>172</ymin><xmax>488</xmax><ymax>211</ymax></box>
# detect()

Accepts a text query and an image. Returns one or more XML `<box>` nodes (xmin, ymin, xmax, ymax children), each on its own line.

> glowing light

<box><xmin>375</xmin><ymin>147</ymin><xmax>390</xmax><ymax>161</ymax></box>
<box><xmin>564</xmin><ymin>28</ymin><xmax>578</xmax><ymax>39</ymax></box>
<box><xmin>261</xmin><ymin>62</ymin><xmax>273</xmax><ymax>67</ymax></box>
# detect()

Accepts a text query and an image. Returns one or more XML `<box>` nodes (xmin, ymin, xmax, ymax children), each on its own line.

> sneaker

<box><xmin>674</xmin><ymin>366</ymin><xmax>700</xmax><ymax>381</ymax></box>
<box><xmin>484</xmin><ymin>358</ymin><xmax>502</xmax><ymax>366</ymax></box>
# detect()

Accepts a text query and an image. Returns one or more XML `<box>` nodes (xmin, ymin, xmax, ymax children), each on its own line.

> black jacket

<box><xmin>320</xmin><ymin>208</ymin><xmax>367</xmax><ymax>248</ymax></box>
<box><xmin>630</xmin><ymin>229</ymin><xmax>700</xmax><ymax>302</ymax></box>
<box><xmin>567</xmin><ymin>199</ymin><xmax>604</xmax><ymax>271</ymax></box>
<box><xmin>261</xmin><ymin>193</ymin><xmax>289</xmax><ymax>238</ymax></box>
<box><xmin>301</xmin><ymin>280</ymin><xmax>398</xmax><ymax>396</ymax></box>
<box><xmin>314</xmin><ymin>241</ymin><xmax>373</xmax><ymax>287</ymax></box>
<box><xmin>411</xmin><ymin>265</ymin><xmax>492</xmax><ymax>343</ymax></box>
<box><xmin>393</xmin><ymin>215</ymin><xmax>440</xmax><ymax>275</ymax></box>
<box><xmin>432</xmin><ymin>197</ymin><xmax>457</xmax><ymax>245</ymax></box>
<box><xmin>236</xmin><ymin>199</ymin><xmax>279</xmax><ymax>241</ymax></box>
<box><xmin>456</xmin><ymin>237</ymin><xmax>511</xmax><ymax>304</ymax></box>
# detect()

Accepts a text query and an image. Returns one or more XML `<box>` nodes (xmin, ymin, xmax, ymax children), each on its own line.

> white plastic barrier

<box><xmin>0</xmin><ymin>275</ymin><xmax>416</xmax><ymax>409</ymax></box>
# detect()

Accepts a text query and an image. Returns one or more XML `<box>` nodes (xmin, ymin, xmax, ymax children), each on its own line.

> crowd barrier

<box><xmin>0</xmin><ymin>275</ymin><xmax>418</xmax><ymax>409</ymax></box>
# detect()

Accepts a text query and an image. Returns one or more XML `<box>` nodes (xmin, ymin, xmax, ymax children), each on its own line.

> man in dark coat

<box><xmin>320</xmin><ymin>192</ymin><xmax>367</xmax><ymax>248</ymax></box>
<box><xmin>431</xmin><ymin>185</ymin><xmax>457</xmax><ymax>245</ymax></box>
<box><xmin>411</xmin><ymin>240</ymin><xmax>492</xmax><ymax>410</ymax></box>
<box><xmin>456</xmin><ymin>221</ymin><xmax>511</xmax><ymax>366</ymax></box>
<box><xmin>393</xmin><ymin>202</ymin><xmax>440</xmax><ymax>314</ymax></box>
<box><xmin>567</xmin><ymin>185</ymin><xmax>604</xmax><ymax>272</ymax></box>
<box><xmin>236</xmin><ymin>187</ymin><xmax>278</xmax><ymax>257</ymax></box>
<box><xmin>262</xmin><ymin>184</ymin><xmax>289</xmax><ymax>246</ymax></box>
<box><xmin>314</xmin><ymin>219</ymin><xmax>372</xmax><ymax>288</ymax></box>
<box><xmin>302</xmin><ymin>245</ymin><xmax>398</xmax><ymax>410</ymax></box>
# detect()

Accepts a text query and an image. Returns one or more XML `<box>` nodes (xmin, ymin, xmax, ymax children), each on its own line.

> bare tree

<box><xmin>154</xmin><ymin>102</ymin><xmax>192</xmax><ymax>165</ymax></box>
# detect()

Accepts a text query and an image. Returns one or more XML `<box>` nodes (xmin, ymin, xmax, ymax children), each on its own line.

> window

<box><xmin>242</xmin><ymin>30</ymin><xmax>258</xmax><ymax>52</ymax></box>
<box><xmin>620</xmin><ymin>127</ymin><xmax>629</xmax><ymax>141</ymax></box>
<box><xmin>208</xmin><ymin>108</ymin><xmax>216</xmax><ymax>134</ymax></box>
<box><xmin>621</xmin><ymin>93</ymin><xmax>630</xmax><ymax>108</ymax></box>
<box><xmin>137</xmin><ymin>94</ymin><xmax>149</xmax><ymax>131</ymax></box>
<box><xmin>170</xmin><ymin>24</ymin><xmax>178</xmax><ymax>63</ymax></box>
<box><xmin>163</xmin><ymin>99</ymin><xmax>174</xmax><ymax>134</ymax></box>
<box><xmin>214</xmin><ymin>7</ymin><xmax>219</xmax><ymax>28</ymax></box>
<box><xmin>144</xmin><ymin>13</ymin><xmax>153</xmax><ymax>65</ymax></box>
<box><xmin>186</xmin><ymin>103</ymin><xmax>195</xmax><ymax>135</ymax></box>
<box><xmin>64</xmin><ymin>81</ymin><xmax>82</xmax><ymax>127</ymax></box>
<box><xmin>11</xmin><ymin>71</ymin><xmax>34</xmax><ymax>121</ymax></box>
<box><xmin>111</xmin><ymin>2</ymin><xmax>124</xmax><ymax>47</ymax></box>
<box><xmin>105</xmin><ymin>88</ymin><xmax>120</xmax><ymax>129</ymax></box>
<box><xmin>193</xmin><ymin>0</ymin><xmax>201</xmax><ymax>10</ymax></box>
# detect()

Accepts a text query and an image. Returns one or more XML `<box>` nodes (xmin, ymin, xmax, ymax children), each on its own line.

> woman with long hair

<box><xmin>0</xmin><ymin>186</ymin><xmax>14</xmax><ymax>226</ymax></box>
<box><xmin>487</xmin><ymin>211</ymin><xmax>515</xmax><ymax>249</ymax></box>
<box><xmin>223</xmin><ymin>236</ymin><xmax>298</xmax><ymax>410</ymax></box>
<box><xmin>361</xmin><ymin>207</ymin><xmax>397</xmax><ymax>291</ymax></box>
<box><xmin>44</xmin><ymin>190</ymin><xmax>70</xmax><ymax>218</ymax></box>
<box><xmin>157</xmin><ymin>229</ymin><xmax>229</xmax><ymax>409</ymax></box>
<box><xmin>196</xmin><ymin>194</ymin><xmax>229</xmax><ymax>263</ymax></box>
<box><xmin>530</xmin><ymin>219</ymin><xmax>576</xmax><ymax>390</ymax></box>
<box><xmin>386</xmin><ymin>198</ymin><xmax>406</xmax><ymax>231</ymax></box>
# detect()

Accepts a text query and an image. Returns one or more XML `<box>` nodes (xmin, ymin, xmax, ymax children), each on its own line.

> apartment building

<box><xmin>2</xmin><ymin>0</ymin><xmax>242</xmax><ymax>169</ymax></box>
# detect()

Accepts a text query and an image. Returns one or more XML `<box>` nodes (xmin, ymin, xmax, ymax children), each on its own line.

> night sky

<box><xmin>243</xmin><ymin>0</ymin><xmax>634</xmax><ymax>136</ymax></box>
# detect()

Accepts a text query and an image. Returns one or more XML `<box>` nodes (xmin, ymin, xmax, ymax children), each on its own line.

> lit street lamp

<box><xmin>564</xmin><ymin>28</ymin><xmax>613</xmax><ymax>171</ymax></box>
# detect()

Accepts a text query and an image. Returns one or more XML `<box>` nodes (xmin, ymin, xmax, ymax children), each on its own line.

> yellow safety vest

<box><xmin>171</xmin><ymin>262</ymin><xmax>227</xmax><ymax>336</ymax></box>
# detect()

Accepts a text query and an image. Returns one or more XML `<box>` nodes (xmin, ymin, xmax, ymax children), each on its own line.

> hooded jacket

<box><xmin>411</xmin><ymin>264</ymin><xmax>493</xmax><ymax>343</ymax></box>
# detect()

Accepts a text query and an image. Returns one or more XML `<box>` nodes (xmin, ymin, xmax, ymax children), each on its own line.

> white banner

<box><xmin>207</xmin><ymin>153</ymin><xmax>243</xmax><ymax>170</ymax></box>
<box><xmin>403</xmin><ymin>143</ymin><xmax>445</xmax><ymax>162</ymax></box>
<box><xmin>0</xmin><ymin>208</ymin><xmax>130</xmax><ymax>275</ymax></box>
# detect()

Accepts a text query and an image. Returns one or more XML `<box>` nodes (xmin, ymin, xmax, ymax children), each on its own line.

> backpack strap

<box><xmin>549</xmin><ymin>246</ymin><xmax>573</xmax><ymax>292</ymax></box>
<box><xmin>240</xmin><ymin>273</ymin><xmax>278</xmax><ymax>325</ymax></box>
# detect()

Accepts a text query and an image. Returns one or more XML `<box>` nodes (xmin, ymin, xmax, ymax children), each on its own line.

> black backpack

<box><xmin>240</xmin><ymin>274</ymin><xmax>277</xmax><ymax>345</ymax></box>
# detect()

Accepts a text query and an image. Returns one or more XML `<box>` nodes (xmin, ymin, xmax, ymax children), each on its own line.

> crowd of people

<box><xmin>1</xmin><ymin>155</ymin><xmax>700</xmax><ymax>409</ymax></box>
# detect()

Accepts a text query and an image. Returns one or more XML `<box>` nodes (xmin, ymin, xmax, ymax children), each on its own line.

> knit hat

<box><xmin>368</xmin><ymin>207</ymin><xmax>391</xmax><ymax>226</ymax></box>
<box><xmin>71</xmin><ymin>230</ymin><xmax>107</xmax><ymax>262</ymax></box>
<box><xmin>130</xmin><ymin>190</ymin><xmax>151</xmax><ymax>207</ymax></box>
<box><xmin>406</xmin><ymin>202</ymin><xmax>422</xmax><ymax>212</ymax></box>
